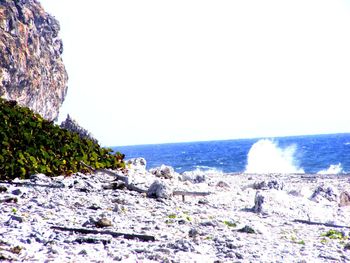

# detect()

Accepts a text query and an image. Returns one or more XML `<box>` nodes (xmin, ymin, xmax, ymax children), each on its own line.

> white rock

<box><xmin>150</xmin><ymin>165</ymin><xmax>178</xmax><ymax>179</ymax></box>
<box><xmin>147</xmin><ymin>180</ymin><xmax>173</xmax><ymax>199</ymax></box>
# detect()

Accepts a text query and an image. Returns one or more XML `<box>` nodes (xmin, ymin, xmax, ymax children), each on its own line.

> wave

<box><xmin>244</xmin><ymin>139</ymin><xmax>304</xmax><ymax>174</ymax></box>
<box><xmin>181</xmin><ymin>166</ymin><xmax>223</xmax><ymax>176</ymax></box>
<box><xmin>317</xmin><ymin>163</ymin><xmax>343</xmax><ymax>175</ymax></box>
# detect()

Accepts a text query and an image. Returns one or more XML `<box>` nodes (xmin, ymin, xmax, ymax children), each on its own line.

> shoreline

<box><xmin>0</xmin><ymin>160</ymin><xmax>350</xmax><ymax>262</ymax></box>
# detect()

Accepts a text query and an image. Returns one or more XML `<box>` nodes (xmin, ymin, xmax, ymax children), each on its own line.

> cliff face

<box><xmin>0</xmin><ymin>0</ymin><xmax>68</xmax><ymax>121</ymax></box>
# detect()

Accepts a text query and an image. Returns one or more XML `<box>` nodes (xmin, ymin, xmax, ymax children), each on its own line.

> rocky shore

<box><xmin>1</xmin><ymin>158</ymin><xmax>350</xmax><ymax>262</ymax></box>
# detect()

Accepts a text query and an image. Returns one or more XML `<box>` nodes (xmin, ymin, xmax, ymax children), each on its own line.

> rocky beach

<box><xmin>1</xmin><ymin>158</ymin><xmax>350</xmax><ymax>262</ymax></box>
<box><xmin>1</xmin><ymin>1</ymin><xmax>350</xmax><ymax>262</ymax></box>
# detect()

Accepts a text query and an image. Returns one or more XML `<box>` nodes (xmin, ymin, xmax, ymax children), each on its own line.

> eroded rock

<box><xmin>0</xmin><ymin>0</ymin><xmax>68</xmax><ymax>120</ymax></box>
<box><xmin>150</xmin><ymin>165</ymin><xmax>177</xmax><ymax>179</ymax></box>
<box><xmin>339</xmin><ymin>191</ymin><xmax>350</xmax><ymax>207</ymax></box>
<box><xmin>60</xmin><ymin>115</ymin><xmax>97</xmax><ymax>143</ymax></box>
<box><xmin>310</xmin><ymin>185</ymin><xmax>339</xmax><ymax>202</ymax></box>
<box><xmin>147</xmin><ymin>180</ymin><xmax>173</xmax><ymax>199</ymax></box>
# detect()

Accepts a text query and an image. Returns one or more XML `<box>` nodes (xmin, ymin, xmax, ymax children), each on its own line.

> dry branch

<box><xmin>51</xmin><ymin>226</ymin><xmax>155</xmax><ymax>242</ymax></box>
<box><xmin>293</xmin><ymin>219</ymin><xmax>350</xmax><ymax>229</ymax></box>
<box><xmin>173</xmin><ymin>190</ymin><xmax>211</xmax><ymax>201</ymax></box>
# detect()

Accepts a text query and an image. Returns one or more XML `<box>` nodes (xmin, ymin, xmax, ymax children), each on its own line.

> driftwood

<box><xmin>51</xmin><ymin>226</ymin><xmax>155</xmax><ymax>242</ymax></box>
<box><xmin>81</xmin><ymin>162</ymin><xmax>212</xmax><ymax>199</ymax></box>
<box><xmin>80</xmin><ymin>162</ymin><xmax>129</xmax><ymax>183</ymax></box>
<box><xmin>0</xmin><ymin>181</ymin><xmax>64</xmax><ymax>189</ymax></box>
<box><xmin>0</xmin><ymin>197</ymin><xmax>18</xmax><ymax>203</ymax></box>
<box><xmin>173</xmin><ymin>190</ymin><xmax>211</xmax><ymax>201</ymax></box>
<box><xmin>80</xmin><ymin>162</ymin><xmax>147</xmax><ymax>193</ymax></box>
<box><xmin>293</xmin><ymin>219</ymin><xmax>350</xmax><ymax>229</ymax></box>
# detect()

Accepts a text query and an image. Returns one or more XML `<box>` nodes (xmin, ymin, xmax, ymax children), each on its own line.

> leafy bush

<box><xmin>0</xmin><ymin>98</ymin><xmax>125</xmax><ymax>180</ymax></box>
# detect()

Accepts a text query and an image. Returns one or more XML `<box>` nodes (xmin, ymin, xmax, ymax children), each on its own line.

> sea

<box><xmin>112</xmin><ymin>133</ymin><xmax>350</xmax><ymax>175</ymax></box>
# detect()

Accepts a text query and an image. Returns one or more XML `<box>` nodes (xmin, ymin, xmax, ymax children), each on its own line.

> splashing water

<box><xmin>244</xmin><ymin>139</ymin><xmax>304</xmax><ymax>174</ymax></box>
<box><xmin>317</xmin><ymin>163</ymin><xmax>343</xmax><ymax>175</ymax></box>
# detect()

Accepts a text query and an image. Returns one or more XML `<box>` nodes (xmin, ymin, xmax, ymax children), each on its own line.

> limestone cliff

<box><xmin>0</xmin><ymin>0</ymin><xmax>68</xmax><ymax>121</ymax></box>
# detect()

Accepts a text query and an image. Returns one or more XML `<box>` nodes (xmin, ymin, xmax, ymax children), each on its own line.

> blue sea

<box><xmin>112</xmin><ymin>133</ymin><xmax>350</xmax><ymax>175</ymax></box>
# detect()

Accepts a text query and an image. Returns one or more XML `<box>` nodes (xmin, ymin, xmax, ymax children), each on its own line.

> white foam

<box><xmin>244</xmin><ymin>139</ymin><xmax>304</xmax><ymax>174</ymax></box>
<box><xmin>191</xmin><ymin>166</ymin><xmax>223</xmax><ymax>175</ymax></box>
<box><xmin>317</xmin><ymin>163</ymin><xmax>343</xmax><ymax>175</ymax></box>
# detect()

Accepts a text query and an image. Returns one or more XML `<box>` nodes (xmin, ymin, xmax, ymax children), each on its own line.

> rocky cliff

<box><xmin>0</xmin><ymin>0</ymin><xmax>68</xmax><ymax>121</ymax></box>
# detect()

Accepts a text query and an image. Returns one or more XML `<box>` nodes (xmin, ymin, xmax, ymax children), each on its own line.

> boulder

<box><xmin>310</xmin><ymin>185</ymin><xmax>339</xmax><ymax>202</ymax></box>
<box><xmin>0</xmin><ymin>0</ymin><xmax>68</xmax><ymax>120</ymax></box>
<box><xmin>339</xmin><ymin>191</ymin><xmax>350</xmax><ymax>207</ymax></box>
<box><xmin>147</xmin><ymin>180</ymin><xmax>173</xmax><ymax>199</ymax></box>
<box><xmin>252</xmin><ymin>191</ymin><xmax>265</xmax><ymax>213</ymax></box>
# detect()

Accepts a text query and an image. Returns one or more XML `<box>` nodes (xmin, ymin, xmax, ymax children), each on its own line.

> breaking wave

<box><xmin>317</xmin><ymin>163</ymin><xmax>344</xmax><ymax>175</ymax></box>
<box><xmin>244</xmin><ymin>139</ymin><xmax>304</xmax><ymax>174</ymax></box>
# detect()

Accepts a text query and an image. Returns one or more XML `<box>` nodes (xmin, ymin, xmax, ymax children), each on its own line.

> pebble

<box><xmin>11</xmin><ymin>189</ymin><xmax>22</xmax><ymax>196</ymax></box>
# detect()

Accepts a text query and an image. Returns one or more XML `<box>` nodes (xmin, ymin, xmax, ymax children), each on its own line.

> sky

<box><xmin>40</xmin><ymin>0</ymin><xmax>350</xmax><ymax>146</ymax></box>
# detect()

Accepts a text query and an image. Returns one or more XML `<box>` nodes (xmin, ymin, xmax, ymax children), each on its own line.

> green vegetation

<box><xmin>167</xmin><ymin>213</ymin><xmax>177</xmax><ymax>219</ymax></box>
<box><xmin>0</xmin><ymin>98</ymin><xmax>125</xmax><ymax>180</ymax></box>
<box><xmin>223</xmin><ymin>220</ymin><xmax>237</xmax><ymax>228</ymax></box>
<box><xmin>291</xmin><ymin>236</ymin><xmax>305</xmax><ymax>245</ymax></box>
<box><xmin>321</xmin><ymin>229</ymin><xmax>347</xmax><ymax>240</ymax></box>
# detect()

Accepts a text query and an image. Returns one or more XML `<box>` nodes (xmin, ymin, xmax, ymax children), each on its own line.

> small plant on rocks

<box><xmin>223</xmin><ymin>220</ymin><xmax>237</xmax><ymax>228</ymax></box>
<box><xmin>321</xmin><ymin>229</ymin><xmax>348</xmax><ymax>240</ymax></box>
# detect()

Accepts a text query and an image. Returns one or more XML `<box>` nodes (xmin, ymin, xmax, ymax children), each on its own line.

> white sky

<box><xmin>40</xmin><ymin>0</ymin><xmax>350</xmax><ymax>146</ymax></box>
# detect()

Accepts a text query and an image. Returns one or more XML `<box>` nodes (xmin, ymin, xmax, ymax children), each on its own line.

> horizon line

<box><xmin>109</xmin><ymin>131</ymin><xmax>350</xmax><ymax>148</ymax></box>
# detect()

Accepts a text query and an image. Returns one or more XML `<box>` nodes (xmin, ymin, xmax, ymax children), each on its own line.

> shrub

<box><xmin>0</xmin><ymin>98</ymin><xmax>125</xmax><ymax>180</ymax></box>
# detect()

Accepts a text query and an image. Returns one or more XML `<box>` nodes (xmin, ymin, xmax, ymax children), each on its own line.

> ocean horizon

<box><xmin>112</xmin><ymin>133</ymin><xmax>350</xmax><ymax>175</ymax></box>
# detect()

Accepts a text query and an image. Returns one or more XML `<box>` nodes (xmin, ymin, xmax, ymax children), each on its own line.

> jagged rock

<box><xmin>150</xmin><ymin>165</ymin><xmax>177</xmax><ymax>179</ymax></box>
<box><xmin>95</xmin><ymin>218</ymin><xmax>112</xmax><ymax>228</ymax></box>
<box><xmin>253</xmin><ymin>180</ymin><xmax>284</xmax><ymax>190</ymax></box>
<box><xmin>147</xmin><ymin>180</ymin><xmax>173</xmax><ymax>199</ymax></box>
<box><xmin>339</xmin><ymin>191</ymin><xmax>350</xmax><ymax>207</ymax></box>
<box><xmin>0</xmin><ymin>0</ymin><xmax>68</xmax><ymax>121</ymax></box>
<box><xmin>238</xmin><ymin>225</ymin><xmax>256</xmax><ymax>234</ymax></box>
<box><xmin>11</xmin><ymin>189</ymin><xmax>22</xmax><ymax>196</ymax></box>
<box><xmin>216</xmin><ymin>181</ymin><xmax>230</xmax><ymax>188</ymax></box>
<box><xmin>180</xmin><ymin>170</ymin><xmax>206</xmax><ymax>183</ymax></box>
<box><xmin>30</xmin><ymin>173</ymin><xmax>51</xmax><ymax>183</ymax></box>
<box><xmin>126</xmin><ymin>158</ymin><xmax>147</xmax><ymax>171</ymax></box>
<box><xmin>8</xmin><ymin>215</ymin><xmax>24</xmax><ymax>223</ymax></box>
<box><xmin>188</xmin><ymin>228</ymin><xmax>199</xmax><ymax>238</ymax></box>
<box><xmin>167</xmin><ymin>239</ymin><xmax>195</xmax><ymax>252</ymax></box>
<box><xmin>310</xmin><ymin>185</ymin><xmax>339</xmax><ymax>202</ymax></box>
<box><xmin>253</xmin><ymin>191</ymin><xmax>265</xmax><ymax>213</ymax></box>
<box><xmin>60</xmin><ymin>115</ymin><xmax>97</xmax><ymax>143</ymax></box>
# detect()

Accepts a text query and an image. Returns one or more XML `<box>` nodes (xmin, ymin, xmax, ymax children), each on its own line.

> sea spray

<box><xmin>244</xmin><ymin>139</ymin><xmax>304</xmax><ymax>174</ymax></box>
<box><xmin>317</xmin><ymin>163</ymin><xmax>343</xmax><ymax>175</ymax></box>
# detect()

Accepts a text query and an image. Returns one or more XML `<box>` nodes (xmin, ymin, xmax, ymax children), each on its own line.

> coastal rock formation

<box><xmin>0</xmin><ymin>0</ymin><xmax>68</xmax><ymax>120</ymax></box>
<box><xmin>60</xmin><ymin>115</ymin><xmax>98</xmax><ymax>143</ymax></box>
